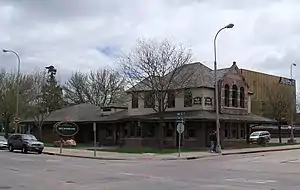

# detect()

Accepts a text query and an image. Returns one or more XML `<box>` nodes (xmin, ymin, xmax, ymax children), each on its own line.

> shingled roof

<box><xmin>129</xmin><ymin>62</ymin><xmax>232</xmax><ymax>91</ymax></box>
<box><xmin>21</xmin><ymin>103</ymin><xmax>105</xmax><ymax>123</ymax></box>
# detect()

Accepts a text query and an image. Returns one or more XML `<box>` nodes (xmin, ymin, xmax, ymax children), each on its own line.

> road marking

<box><xmin>119</xmin><ymin>172</ymin><xmax>170</xmax><ymax>182</ymax></box>
<box><xmin>45</xmin><ymin>159</ymin><xmax>60</xmax><ymax>162</ymax></box>
<box><xmin>11</xmin><ymin>157</ymin><xmax>34</xmax><ymax>162</ymax></box>
<box><xmin>226</xmin><ymin>178</ymin><xmax>277</xmax><ymax>184</ymax></box>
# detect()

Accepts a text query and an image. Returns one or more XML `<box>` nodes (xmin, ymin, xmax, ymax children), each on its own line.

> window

<box><xmin>144</xmin><ymin>91</ymin><xmax>155</xmax><ymax>108</ymax></box>
<box><xmin>184</xmin><ymin>88</ymin><xmax>193</xmax><ymax>107</ymax></box>
<box><xmin>232</xmin><ymin>85</ymin><xmax>238</xmax><ymax>107</ymax></box>
<box><xmin>167</xmin><ymin>91</ymin><xmax>175</xmax><ymax>108</ymax></box>
<box><xmin>204</xmin><ymin>97</ymin><xmax>212</xmax><ymax>106</ymax></box>
<box><xmin>164</xmin><ymin>123</ymin><xmax>174</xmax><ymax>137</ymax></box>
<box><xmin>224</xmin><ymin>123</ymin><xmax>229</xmax><ymax>138</ymax></box>
<box><xmin>136</xmin><ymin>125</ymin><xmax>141</xmax><ymax>137</ymax></box>
<box><xmin>240</xmin><ymin>128</ymin><xmax>245</xmax><ymax>139</ymax></box>
<box><xmin>231</xmin><ymin>123</ymin><xmax>238</xmax><ymax>139</ymax></box>
<box><xmin>132</xmin><ymin>92</ymin><xmax>138</xmax><ymax>108</ymax></box>
<box><xmin>193</xmin><ymin>97</ymin><xmax>202</xmax><ymax>105</ymax></box>
<box><xmin>106</xmin><ymin>127</ymin><xmax>113</xmax><ymax>137</ymax></box>
<box><xmin>239</xmin><ymin>87</ymin><xmax>245</xmax><ymax>108</ymax></box>
<box><xmin>224</xmin><ymin>84</ymin><xmax>230</xmax><ymax>107</ymax></box>
<box><xmin>186</xmin><ymin>126</ymin><xmax>196</xmax><ymax>138</ymax></box>
<box><xmin>142</xmin><ymin>124</ymin><xmax>156</xmax><ymax>137</ymax></box>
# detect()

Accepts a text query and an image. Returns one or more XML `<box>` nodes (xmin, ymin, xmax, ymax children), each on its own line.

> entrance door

<box><xmin>205</xmin><ymin>123</ymin><xmax>215</xmax><ymax>147</ymax></box>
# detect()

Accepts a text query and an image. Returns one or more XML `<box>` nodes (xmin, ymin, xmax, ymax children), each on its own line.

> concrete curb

<box><xmin>42</xmin><ymin>152</ymin><xmax>131</xmax><ymax>161</ymax></box>
<box><xmin>43</xmin><ymin>146</ymin><xmax>300</xmax><ymax>161</ymax></box>
<box><xmin>222</xmin><ymin>146</ymin><xmax>300</xmax><ymax>156</ymax></box>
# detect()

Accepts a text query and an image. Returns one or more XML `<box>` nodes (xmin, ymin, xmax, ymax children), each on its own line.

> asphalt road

<box><xmin>1</xmin><ymin>149</ymin><xmax>300</xmax><ymax>190</ymax></box>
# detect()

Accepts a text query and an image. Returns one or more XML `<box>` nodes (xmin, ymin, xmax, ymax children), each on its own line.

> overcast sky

<box><xmin>0</xmin><ymin>0</ymin><xmax>299</xmax><ymax>89</ymax></box>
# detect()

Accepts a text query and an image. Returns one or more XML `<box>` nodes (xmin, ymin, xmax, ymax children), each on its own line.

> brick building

<box><xmin>240</xmin><ymin>69</ymin><xmax>296</xmax><ymax>122</ymax></box>
<box><xmin>21</xmin><ymin>62</ymin><xmax>276</xmax><ymax>149</ymax></box>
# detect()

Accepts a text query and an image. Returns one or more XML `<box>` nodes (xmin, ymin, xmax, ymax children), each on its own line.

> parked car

<box><xmin>0</xmin><ymin>136</ymin><xmax>8</xmax><ymax>149</ymax></box>
<box><xmin>249</xmin><ymin>131</ymin><xmax>271</xmax><ymax>144</ymax></box>
<box><xmin>7</xmin><ymin>134</ymin><xmax>44</xmax><ymax>154</ymax></box>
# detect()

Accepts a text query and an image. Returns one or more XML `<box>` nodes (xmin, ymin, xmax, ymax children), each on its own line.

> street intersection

<box><xmin>1</xmin><ymin>149</ymin><xmax>300</xmax><ymax>189</ymax></box>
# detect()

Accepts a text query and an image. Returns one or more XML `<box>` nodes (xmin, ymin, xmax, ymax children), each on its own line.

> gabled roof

<box><xmin>128</xmin><ymin>62</ymin><xmax>237</xmax><ymax>91</ymax></box>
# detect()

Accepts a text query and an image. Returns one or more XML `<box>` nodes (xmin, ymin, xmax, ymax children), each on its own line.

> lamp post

<box><xmin>2</xmin><ymin>49</ymin><xmax>21</xmax><ymax>134</ymax></box>
<box><xmin>214</xmin><ymin>23</ymin><xmax>234</xmax><ymax>154</ymax></box>
<box><xmin>290</xmin><ymin>63</ymin><xmax>296</xmax><ymax>142</ymax></box>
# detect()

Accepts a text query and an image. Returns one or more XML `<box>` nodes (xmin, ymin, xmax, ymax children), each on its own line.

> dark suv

<box><xmin>8</xmin><ymin>134</ymin><xmax>44</xmax><ymax>154</ymax></box>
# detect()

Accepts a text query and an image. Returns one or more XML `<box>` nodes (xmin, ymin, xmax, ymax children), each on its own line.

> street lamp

<box><xmin>214</xmin><ymin>23</ymin><xmax>234</xmax><ymax>154</ymax></box>
<box><xmin>2</xmin><ymin>49</ymin><xmax>21</xmax><ymax>134</ymax></box>
<box><xmin>290</xmin><ymin>63</ymin><xmax>296</xmax><ymax>142</ymax></box>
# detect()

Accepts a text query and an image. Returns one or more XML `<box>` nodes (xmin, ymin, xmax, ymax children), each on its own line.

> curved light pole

<box><xmin>290</xmin><ymin>63</ymin><xmax>296</xmax><ymax>142</ymax></box>
<box><xmin>3</xmin><ymin>49</ymin><xmax>21</xmax><ymax>134</ymax></box>
<box><xmin>214</xmin><ymin>23</ymin><xmax>234</xmax><ymax>154</ymax></box>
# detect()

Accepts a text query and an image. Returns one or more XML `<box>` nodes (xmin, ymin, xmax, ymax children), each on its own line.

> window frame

<box><xmin>224</xmin><ymin>84</ymin><xmax>230</xmax><ymax>107</ymax></box>
<box><xmin>232</xmin><ymin>85</ymin><xmax>238</xmax><ymax>107</ymax></box>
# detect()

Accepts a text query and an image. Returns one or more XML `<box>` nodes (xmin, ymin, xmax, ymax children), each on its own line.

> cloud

<box><xmin>0</xmin><ymin>0</ymin><xmax>300</xmax><ymax>90</ymax></box>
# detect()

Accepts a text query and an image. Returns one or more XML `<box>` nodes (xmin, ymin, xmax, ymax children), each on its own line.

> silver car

<box><xmin>249</xmin><ymin>131</ymin><xmax>271</xmax><ymax>144</ymax></box>
<box><xmin>0</xmin><ymin>136</ymin><xmax>8</xmax><ymax>149</ymax></box>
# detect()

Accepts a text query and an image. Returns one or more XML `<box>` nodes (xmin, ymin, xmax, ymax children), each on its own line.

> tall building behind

<box><xmin>240</xmin><ymin>69</ymin><xmax>296</xmax><ymax>122</ymax></box>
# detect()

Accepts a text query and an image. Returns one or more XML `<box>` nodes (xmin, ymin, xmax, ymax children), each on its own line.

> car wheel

<box><xmin>37</xmin><ymin>151</ymin><xmax>42</xmax><ymax>154</ymax></box>
<box><xmin>8</xmin><ymin>144</ymin><xmax>14</xmax><ymax>152</ymax></box>
<box><xmin>22</xmin><ymin>145</ymin><xmax>28</xmax><ymax>154</ymax></box>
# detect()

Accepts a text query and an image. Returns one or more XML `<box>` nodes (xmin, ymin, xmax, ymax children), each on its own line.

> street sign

<box><xmin>13</xmin><ymin>117</ymin><xmax>20</xmax><ymax>124</ymax></box>
<box><xmin>177</xmin><ymin>123</ymin><xmax>184</xmax><ymax>134</ymax></box>
<box><xmin>54</xmin><ymin>121</ymin><xmax>79</xmax><ymax>137</ymax></box>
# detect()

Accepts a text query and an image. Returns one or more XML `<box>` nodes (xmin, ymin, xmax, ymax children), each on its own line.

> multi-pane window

<box><xmin>184</xmin><ymin>88</ymin><xmax>193</xmax><ymax>107</ymax></box>
<box><xmin>167</xmin><ymin>91</ymin><xmax>176</xmax><ymax>108</ymax></box>
<box><xmin>193</xmin><ymin>97</ymin><xmax>202</xmax><ymax>105</ymax></box>
<box><xmin>131</xmin><ymin>92</ymin><xmax>139</xmax><ymax>108</ymax></box>
<box><xmin>239</xmin><ymin>87</ymin><xmax>245</xmax><ymax>108</ymax></box>
<box><xmin>232</xmin><ymin>85</ymin><xmax>238</xmax><ymax>107</ymax></box>
<box><xmin>224</xmin><ymin>84</ymin><xmax>230</xmax><ymax>107</ymax></box>
<box><xmin>204</xmin><ymin>97</ymin><xmax>212</xmax><ymax>106</ymax></box>
<box><xmin>144</xmin><ymin>91</ymin><xmax>155</xmax><ymax>108</ymax></box>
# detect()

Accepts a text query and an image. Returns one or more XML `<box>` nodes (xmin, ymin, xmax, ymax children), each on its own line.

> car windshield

<box><xmin>0</xmin><ymin>136</ymin><xmax>6</xmax><ymax>141</ymax></box>
<box><xmin>250</xmin><ymin>132</ymin><xmax>261</xmax><ymax>136</ymax></box>
<box><xmin>22</xmin><ymin>135</ymin><xmax>37</xmax><ymax>141</ymax></box>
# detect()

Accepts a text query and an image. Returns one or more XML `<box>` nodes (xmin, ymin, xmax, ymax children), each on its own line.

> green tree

<box><xmin>43</xmin><ymin>66</ymin><xmax>63</xmax><ymax>112</ymax></box>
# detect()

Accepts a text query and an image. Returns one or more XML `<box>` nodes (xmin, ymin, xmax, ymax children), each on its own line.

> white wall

<box><xmin>127</xmin><ymin>87</ymin><xmax>215</xmax><ymax>116</ymax></box>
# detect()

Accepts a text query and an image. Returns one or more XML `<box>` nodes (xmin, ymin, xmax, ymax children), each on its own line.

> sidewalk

<box><xmin>43</xmin><ymin>144</ymin><xmax>300</xmax><ymax>161</ymax></box>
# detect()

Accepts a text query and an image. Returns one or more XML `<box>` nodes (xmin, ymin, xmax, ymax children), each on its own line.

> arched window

<box><xmin>240</xmin><ymin>87</ymin><xmax>245</xmax><ymax>108</ymax></box>
<box><xmin>232</xmin><ymin>85</ymin><xmax>238</xmax><ymax>107</ymax></box>
<box><xmin>224</xmin><ymin>84</ymin><xmax>230</xmax><ymax>107</ymax></box>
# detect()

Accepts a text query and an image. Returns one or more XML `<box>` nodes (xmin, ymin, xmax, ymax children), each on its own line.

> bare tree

<box><xmin>265</xmin><ymin>84</ymin><xmax>293</xmax><ymax>143</ymax></box>
<box><xmin>119</xmin><ymin>38</ymin><xmax>193</xmax><ymax>148</ymax></box>
<box><xmin>63</xmin><ymin>69</ymin><xmax>127</xmax><ymax>107</ymax></box>
<box><xmin>27</xmin><ymin>70</ymin><xmax>49</xmax><ymax>140</ymax></box>
<box><xmin>0</xmin><ymin>70</ymin><xmax>36</xmax><ymax>137</ymax></box>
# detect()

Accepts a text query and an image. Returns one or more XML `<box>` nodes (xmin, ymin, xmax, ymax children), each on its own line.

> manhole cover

<box><xmin>0</xmin><ymin>186</ymin><xmax>12</xmax><ymax>189</ymax></box>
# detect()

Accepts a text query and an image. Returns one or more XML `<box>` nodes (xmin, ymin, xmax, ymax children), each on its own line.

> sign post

<box><xmin>53</xmin><ymin>121</ymin><xmax>79</xmax><ymax>154</ymax></box>
<box><xmin>60</xmin><ymin>138</ymin><xmax>63</xmax><ymax>154</ymax></box>
<box><xmin>93</xmin><ymin>122</ymin><xmax>97</xmax><ymax>157</ymax></box>
<box><xmin>176</xmin><ymin>112</ymin><xmax>185</xmax><ymax>157</ymax></box>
